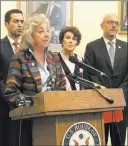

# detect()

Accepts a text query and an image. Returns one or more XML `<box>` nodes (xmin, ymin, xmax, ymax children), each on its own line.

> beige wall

<box><xmin>73</xmin><ymin>1</ymin><xmax>127</xmax><ymax>57</ymax></box>
<box><xmin>1</xmin><ymin>1</ymin><xmax>127</xmax><ymax>57</ymax></box>
<box><xmin>1</xmin><ymin>1</ymin><xmax>17</xmax><ymax>37</ymax></box>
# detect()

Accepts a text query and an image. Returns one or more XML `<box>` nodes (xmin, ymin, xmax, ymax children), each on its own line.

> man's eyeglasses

<box><xmin>103</xmin><ymin>20</ymin><xmax>120</xmax><ymax>26</ymax></box>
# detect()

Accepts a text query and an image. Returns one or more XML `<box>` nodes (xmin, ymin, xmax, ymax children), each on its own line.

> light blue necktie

<box><xmin>108</xmin><ymin>41</ymin><xmax>115</xmax><ymax>68</ymax></box>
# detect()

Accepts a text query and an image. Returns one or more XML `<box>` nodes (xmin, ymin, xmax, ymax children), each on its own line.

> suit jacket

<box><xmin>84</xmin><ymin>37</ymin><xmax>128</xmax><ymax>123</ymax></box>
<box><xmin>34</xmin><ymin>3</ymin><xmax>64</xmax><ymax>30</ymax></box>
<box><xmin>4</xmin><ymin>49</ymin><xmax>65</xmax><ymax>109</ymax></box>
<box><xmin>0</xmin><ymin>36</ymin><xmax>14</xmax><ymax>117</ymax></box>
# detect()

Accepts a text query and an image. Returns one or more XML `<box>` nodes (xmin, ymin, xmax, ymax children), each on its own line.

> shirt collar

<box><xmin>60</xmin><ymin>51</ymin><xmax>69</xmax><ymax>61</ymax></box>
<box><xmin>103</xmin><ymin>36</ymin><xmax>116</xmax><ymax>46</ymax></box>
<box><xmin>28</xmin><ymin>47</ymin><xmax>49</xmax><ymax>60</ymax></box>
<box><xmin>7</xmin><ymin>35</ymin><xmax>21</xmax><ymax>45</ymax></box>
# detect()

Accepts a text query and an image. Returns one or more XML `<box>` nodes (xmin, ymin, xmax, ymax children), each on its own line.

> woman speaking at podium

<box><xmin>4</xmin><ymin>14</ymin><xmax>65</xmax><ymax>146</ymax></box>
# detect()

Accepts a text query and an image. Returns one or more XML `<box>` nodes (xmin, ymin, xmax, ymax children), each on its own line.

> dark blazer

<box><xmin>4</xmin><ymin>49</ymin><xmax>65</xmax><ymax>109</ymax></box>
<box><xmin>84</xmin><ymin>37</ymin><xmax>127</xmax><ymax>92</ymax></box>
<box><xmin>84</xmin><ymin>37</ymin><xmax>128</xmax><ymax>122</ymax></box>
<box><xmin>0</xmin><ymin>36</ymin><xmax>13</xmax><ymax>117</ymax></box>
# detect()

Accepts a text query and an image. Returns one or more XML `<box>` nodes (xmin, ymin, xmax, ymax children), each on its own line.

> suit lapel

<box><xmin>46</xmin><ymin>50</ymin><xmax>59</xmax><ymax>65</ymax></box>
<box><xmin>46</xmin><ymin>51</ymin><xmax>62</xmax><ymax>75</ymax></box>
<box><xmin>100</xmin><ymin>38</ymin><xmax>113</xmax><ymax>71</ymax></box>
<box><xmin>3</xmin><ymin>36</ymin><xmax>14</xmax><ymax>58</ymax></box>
<box><xmin>113</xmin><ymin>39</ymin><xmax>122</xmax><ymax>72</ymax></box>
<box><xmin>24</xmin><ymin>53</ymin><xmax>42</xmax><ymax>93</ymax></box>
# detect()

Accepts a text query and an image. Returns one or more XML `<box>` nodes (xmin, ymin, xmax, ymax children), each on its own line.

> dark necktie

<box><xmin>108</xmin><ymin>41</ymin><xmax>115</xmax><ymax>68</ymax></box>
<box><xmin>13</xmin><ymin>42</ymin><xmax>19</xmax><ymax>54</ymax></box>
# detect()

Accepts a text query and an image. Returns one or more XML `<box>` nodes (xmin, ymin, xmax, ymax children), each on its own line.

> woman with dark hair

<box><xmin>58</xmin><ymin>26</ymin><xmax>84</xmax><ymax>90</ymax></box>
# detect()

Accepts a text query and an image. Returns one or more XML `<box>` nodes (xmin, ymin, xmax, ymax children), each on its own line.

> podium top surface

<box><xmin>10</xmin><ymin>88</ymin><xmax>126</xmax><ymax>120</ymax></box>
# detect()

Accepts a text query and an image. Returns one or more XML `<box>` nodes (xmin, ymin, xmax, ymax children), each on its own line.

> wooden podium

<box><xmin>10</xmin><ymin>88</ymin><xmax>126</xmax><ymax>145</ymax></box>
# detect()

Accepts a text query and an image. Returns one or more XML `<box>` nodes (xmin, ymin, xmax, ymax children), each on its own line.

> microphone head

<box><xmin>69</xmin><ymin>56</ymin><xmax>79</xmax><ymax>64</ymax></box>
<box><xmin>109</xmin><ymin>99</ymin><xmax>114</xmax><ymax>104</ymax></box>
<box><xmin>105</xmin><ymin>97</ymin><xmax>114</xmax><ymax>104</ymax></box>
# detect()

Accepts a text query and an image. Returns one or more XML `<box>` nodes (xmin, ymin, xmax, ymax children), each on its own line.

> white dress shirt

<box><xmin>29</xmin><ymin>49</ymin><xmax>49</xmax><ymax>90</ymax></box>
<box><xmin>60</xmin><ymin>51</ymin><xmax>83</xmax><ymax>90</ymax></box>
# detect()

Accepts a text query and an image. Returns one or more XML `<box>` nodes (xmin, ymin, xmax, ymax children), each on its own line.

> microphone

<box><xmin>16</xmin><ymin>93</ymin><xmax>33</xmax><ymax>107</ymax></box>
<box><xmin>69</xmin><ymin>56</ymin><xmax>105</xmax><ymax>76</ymax></box>
<box><xmin>68</xmin><ymin>73</ymin><xmax>114</xmax><ymax>104</ymax></box>
<box><xmin>69</xmin><ymin>56</ymin><xmax>112</xmax><ymax>87</ymax></box>
<box><xmin>69</xmin><ymin>73</ymin><xmax>105</xmax><ymax>89</ymax></box>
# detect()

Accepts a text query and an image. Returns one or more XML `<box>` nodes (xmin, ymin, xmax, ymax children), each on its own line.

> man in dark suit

<box><xmin>84</xmin><ymin>13</ymin><xmax>127</xmax><ymax>146</ymax></box>
<box><xmin>33</xmin><ymin>1</ymin><xmax>64</xmax><ymax>43</ymax></box>
<box><xmin>0</xmin><ymin>9</ymin><xmax>24</xmax><ymax>146</ymax></box>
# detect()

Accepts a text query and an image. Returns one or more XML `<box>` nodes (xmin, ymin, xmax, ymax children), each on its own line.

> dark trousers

<box><xmin>9</xmin><ymin>119</ymin><xmax>32</xmax><ymax>146</ymax></box>
<box><xmin>124</xmin><ymin>107</ymin><xmax>128</xmax><ymax>126</ymax></box>
<box><xmin>105</xmin><ymin>121</ymin><xmax>126</xmax><ymax>146</ymax></box>
<box><xmin>0</xmin><ymin>117</ymin><xmax>10</xmax><ymax>146</ymax></box>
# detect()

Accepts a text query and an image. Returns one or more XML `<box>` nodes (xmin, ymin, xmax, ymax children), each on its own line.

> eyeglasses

<box><xmin>103</xmin><ymin>20</ymin><xmax>120</xmax><ymax>26</ymax></box>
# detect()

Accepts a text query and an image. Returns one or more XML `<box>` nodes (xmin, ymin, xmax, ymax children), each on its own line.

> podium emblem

<box><xmin>62</xmin><ymin>122</ymin><xmax>101</xmax><ymax>146</ymax></box>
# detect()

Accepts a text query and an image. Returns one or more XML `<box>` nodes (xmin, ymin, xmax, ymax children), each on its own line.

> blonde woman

<box><xmin>4</xmin><ymin>14</ymin><xmax>65</xmax><ymax>146</ymax></box>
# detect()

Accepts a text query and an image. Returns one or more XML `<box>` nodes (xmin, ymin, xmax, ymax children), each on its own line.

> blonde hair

<box><xmin>20</xmin><ymin>14</ymin><xmax>50</xmax><ymax>50</ymax></box>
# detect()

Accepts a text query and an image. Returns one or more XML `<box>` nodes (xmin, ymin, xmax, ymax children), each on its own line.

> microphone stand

<box><xmin>75</xmin><ymin>78</ymin><xmax>114</xmax><ymax>104</ymax></box>
<box><xmin>67</xmin><ymin>74</ymin><xmax>114</xmax><ymax>104</ymax></box>
<box><xmin>69</xmin><ymin>56</ymin><xmax>112</xmax><ymax>87</ymax></box>
<box><xmin>45</xmin><ymin>73</ymin><xmax>114</xmax><ymax>104</ymax></box>
<box><xmin>86</xmin><ymin>69</ymin><xmax>112</xmax><ymax>87</ymax></box>
<box><xmin>103</xmin><ymin>74</ymin><xmax>112</xmax><ymax>88</ymax></box>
